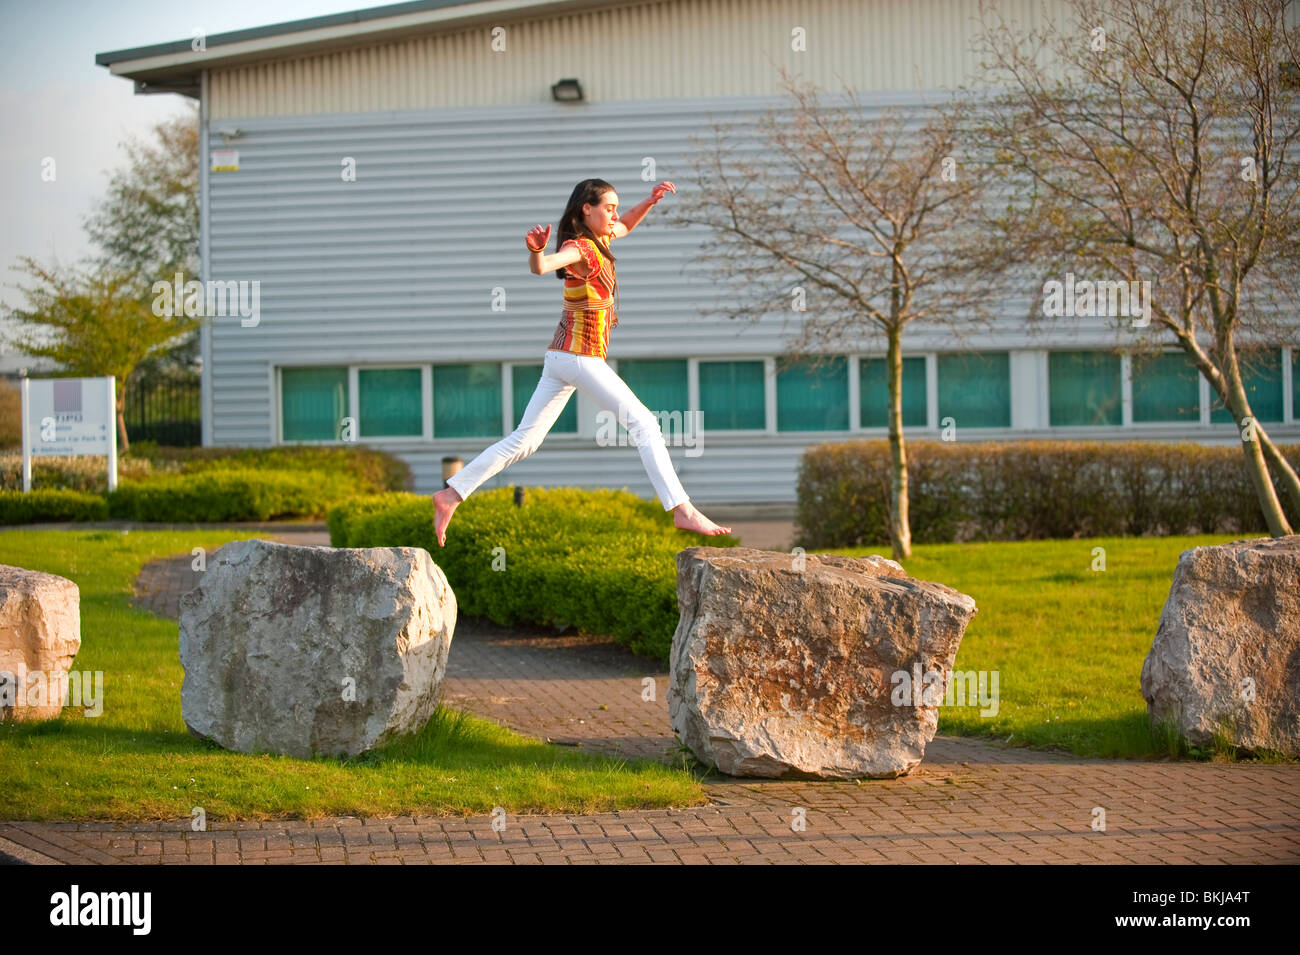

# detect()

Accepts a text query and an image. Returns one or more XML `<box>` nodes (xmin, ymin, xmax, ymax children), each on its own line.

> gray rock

<box><xmin>668</xmin><ymin>546</ymin><xmax>978</xmax><ymax>779</ymax></box>
<box><xmin>0</xmin><ymin>564</ymin><xmax>81</xmax><ymax>722</ymax></box>
<box><xmin>1141</xmin><ymin>535</ymin><xmax>1300</xmax><ymax>756</ymax></box>
<box><xmin>179</xmin><ymin>539</ymin><xmax>456</xmax><ymax>758</ymax></box>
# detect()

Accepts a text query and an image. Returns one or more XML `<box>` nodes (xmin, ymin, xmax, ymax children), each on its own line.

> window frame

<box><xmin>353</xmin><ymin>364</ymin><xmax>431</xmax><ymax>442</ymax></box>
<box><xmin>275</xmin><ymin>362</ymin><xmax>430</xmax><ymax>445</ymax></box>
<box><xmin>271</xmin><ymin>344</ymin><xmax>1298</xmax><ymax>447</ymax></box>
<box><xmin>855</xmin><ymin>353</ymin><xmax>930</xmax><ymax>432</ymax></box>
<box><xmin>275</xmin><ymin>364</ymin><xmax>351</xmax><ymax>445</ymax></box>
<box><xmin>1047</xmin><ymin>349</ymin><xmax>1124</xmax><ymax>428</ymax></box>
<box><xmin>934</xmin><ymin>350</ymin><xmax>1014</xmax><ymax>431</ymax></box>
<box><xmin>774</xmin><ymin>353</ymin><xmax>852</xmax><ymax>433</ymax></box>
<box><xmin>693</xmin><ymin>355</ymin><xmax>773</xmax><ymax>435</ymax></box>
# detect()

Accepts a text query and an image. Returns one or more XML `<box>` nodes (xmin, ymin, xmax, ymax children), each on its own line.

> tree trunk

<box><xmin>1254</xmin><ymin>426</ymin><xmax>1300</xmax><ymax>523</ymax></box>
<box><xmin>1222</xmin><ymin>352</ymin><xmax>1291</xmax><ymax>536</ymax></box>
<box><xmin>887</xmin><ymin>325</ymin><xmax>912</xmax><ymax>559</ymax></box>
<box><xmin>116</xmin><ymin>385</ymin><xmax>130</xmax><ymax>454</ymax></box>
<box><xmin>1176</xmin><ymin>334</ymin><xmax>1294</xmax><ymax>536</ymax></box>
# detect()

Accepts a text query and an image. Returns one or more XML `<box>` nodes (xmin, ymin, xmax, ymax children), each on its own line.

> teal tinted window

<box><xmin>512</xmin><ymin>364</ymin><xmax>577</xmax><ymax>433</ymax></box>
<box><xmin>860</xmin><ymin>356</ymin><xmax>927</xmax><ymax>428</ymax></box>
<box><xmin>433</xmin><ymin>363</ymin><xmax>502</xmax><ymax>437</ymax></box>
<box><xmin>1132</xmin><ymin>351</ymin><xmax>1200</xmax><ymax>422</ymax></box>
<box><xmin>616</xmin><ymin>359</ymin><xmax>689</xmax><ymax>437</ymax></box>
<box><xmin>1211</xmin><ymin>348</ymin><xmax>1283</xmax><ymax>423</ymax></box>
<box><xmin>937</xmin><ymin>352</ymin><xmax>1010</xmax><ymax>428</ymax></box>
<box><xmin>281</xmin><ymin>367</ymin><xmax>347</xmax><ymax>441</ymax></box>
<box><xmin>699</xmin><ymin>360</ymin><xmax>765</xmax><ymax>430</ymax></box>
<box><xmin>1049</xmin><ymin>351</ymin><xmax>1121</xmax><ymax>426</ymax></box>
<box><xmin>776</xmin><ymin>355</ymin><xmax>848</xmax><ymax>431</ymax></box>
<box><xmin>359</xmin><ymin>368</ymin><xmax>422</xmax><ymax>437</ymax></box>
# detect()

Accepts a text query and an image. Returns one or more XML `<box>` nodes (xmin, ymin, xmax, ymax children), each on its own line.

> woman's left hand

<box><xmin>650</xmin><ymin>181</ymin><xmax>676</xmax><ymax>203</ymax></box>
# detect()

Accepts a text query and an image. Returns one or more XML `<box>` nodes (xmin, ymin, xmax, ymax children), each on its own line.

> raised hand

<box><xmin>526</xmin><ymin>223</ymin><xmax>551</xmax><ymax>252</ymax></box>
<box><xmin>650</xmin><ymin>181</ymin><xmax>676</xmax><ymax>203</ymax></box>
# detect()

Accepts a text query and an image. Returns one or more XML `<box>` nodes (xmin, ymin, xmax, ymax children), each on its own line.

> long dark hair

<box><xmin>554</xmin><ymin>178</ymin><xmax>617</xmax><ymax>280</ymax></box>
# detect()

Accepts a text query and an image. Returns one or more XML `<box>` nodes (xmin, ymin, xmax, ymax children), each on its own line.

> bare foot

<box><xmin>673</xmin><ymin>501</ymin><xmax>732</xmax><ymax>536</ymax></box>
<box><xmin>432</xmin><ymin>487</ymin><xmax>462</xmax><ymax>547</ymax></box>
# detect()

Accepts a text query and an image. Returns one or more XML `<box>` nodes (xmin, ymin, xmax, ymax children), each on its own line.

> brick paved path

<box><xmin>2</xmin><ymin>533</ymin><xmax>1297</xmax><ymax>865</ymax></box>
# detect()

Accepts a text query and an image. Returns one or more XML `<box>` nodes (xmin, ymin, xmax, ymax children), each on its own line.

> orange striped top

<box><xmin>550</xmin><ymin>235</ymin><xmax>619</xmax><ymax>359</ymax></box>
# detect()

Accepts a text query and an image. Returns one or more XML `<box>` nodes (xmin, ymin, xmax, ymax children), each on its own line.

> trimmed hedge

<box><xmin>126</xmin><ymin>441</ymin><xmax>411</xmax><ymax>494</ymax></box>
<box><xmin>796</xmin><ymin>439</ymin><xmax>1300</xmax><ymax>548</ymax></box>
<box><xmin>0</xmin><ymin>453</ymin><xmax>172</xmax><ymax>493</ymax></box>
<box><xmin>0</xmin><ymin>489</ymin><xmax>110</xmax><ymax>525</ymax></box>
<box><xmin>107</xmin><ymin>468</ymin><xmax>359</xmax><ymax>522</ymax></box>
<box><xmin>0</xmin><ymin>444</ymin><xmax>412</xmax><ymax>524</ymax></box>
<box><xmin>1</xmin><ymin>444</ymin><xmax>411</xmax><ymax>496</ymax></box>
<box><xmin>329</xmin><ymin>487</ymin><xmax>738</xmax><ymax>662</ymax></box>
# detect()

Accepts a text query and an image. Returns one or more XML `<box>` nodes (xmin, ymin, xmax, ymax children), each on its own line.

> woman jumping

<box><xmin>431</xmin><ymin>178</ymin><xmax>733</xmax><ymax>547</ymax></box>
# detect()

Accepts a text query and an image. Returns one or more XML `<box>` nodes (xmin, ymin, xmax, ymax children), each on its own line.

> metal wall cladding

<box><xmin>204</xmin><ymin>91</ymin><xmax>1023</xmax><ymax>450</ymax></box>
<box><xmin>199</xmin><ymin>0</ymin><xmax>1300</xmax><ymax>500</ymax></box>
<box><xmin>208</xmin><ymin>0</ymin><xmax>1065</xmax><ymax>119</ymax></box>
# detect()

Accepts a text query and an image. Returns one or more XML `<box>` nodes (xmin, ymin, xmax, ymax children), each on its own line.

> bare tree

<box><xmin>966</xmin><ymin>0</ymin><xmax>1300</xmax><ymax>535</ymax></box>
<box><xmin>666</xmin><ymin>67</ymin><xmax>999</xmax><ymax>558</ymax></box>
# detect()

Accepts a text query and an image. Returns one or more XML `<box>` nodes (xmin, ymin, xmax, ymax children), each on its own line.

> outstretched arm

<box><xmin>611</xmin><ymin>181</ymin><xmax>675</xmax><ymax>237</ymax></box>
<box><xmin>525</xmin><ymin>224</ymin><xmax>584</xmax><ymax>275</ymax></box>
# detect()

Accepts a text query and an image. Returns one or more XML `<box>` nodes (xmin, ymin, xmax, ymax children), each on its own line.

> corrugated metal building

<box><xmin>95</xmin><ymin>0</ymin><xmax>1300</xmax><ymax>506</ymax></box>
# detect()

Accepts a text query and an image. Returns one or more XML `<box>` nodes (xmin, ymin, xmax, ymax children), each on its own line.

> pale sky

<box><xmin>0</xmin><ymin>0</ymin><xmax>389</xmax><ymax>363</ymax></box>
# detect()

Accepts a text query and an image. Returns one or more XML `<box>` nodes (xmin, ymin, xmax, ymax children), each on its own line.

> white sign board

<box><xmin>210</xmin><ymin>149</ymin><xmax>239</xmax><ymax>172</ymax></box>
<box><xmin>20</xmin><ymin>376</ymin><xmax>117</xmax><ymax>491</ymax></box>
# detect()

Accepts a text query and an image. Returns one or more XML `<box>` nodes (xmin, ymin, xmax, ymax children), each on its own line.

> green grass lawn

<box><xmin>830</xmin><ymin>534</ymin><xmax>1294</xmax><ymax>763</ymax></box>
<box><xmin>1</xmin><ymin>529</ymin><xmax>1287</xmax><ymax>824</ymax></box>
<box><xmin>0</xmin><ymin>529</ymin><xmax>707</xmax><ymax>822</ymax></box>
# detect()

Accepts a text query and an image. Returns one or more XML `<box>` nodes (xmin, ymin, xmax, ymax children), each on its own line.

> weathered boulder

<box><xmin>0</xmin><ymin>564</ymin><xmax>81</xmax><ymax>722</ymax></box>
<box><xmin>668</xmin><ymin>546</ymin><xmax>978</xmax><ymax>779</ymax></box>
<box><xmin>1141</xmin><ymin>535</ymin><xmax>1300</xmax><ymax>756</ymax></box>
<box><xmin>179</xmin><ymin>539</ymin><xmax>456</xmax><ymax>759</ymax></box>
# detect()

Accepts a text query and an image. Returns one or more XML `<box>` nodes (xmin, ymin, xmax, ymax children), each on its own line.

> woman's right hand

<box><xmin>526</xmin><ymin>224</ymin><xmax>551</xmax><ymax>252</ymax></box>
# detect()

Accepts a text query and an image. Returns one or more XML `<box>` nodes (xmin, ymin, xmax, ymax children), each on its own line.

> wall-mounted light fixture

<box><xmin>216</xmin><ymin>127</ymin><xmax>243</xmax><ymax>143</ymax></box>
<box><xmin>551</xmin><ymin>78</ymin><xmax>584</xmax><ymax>102</ymax></box>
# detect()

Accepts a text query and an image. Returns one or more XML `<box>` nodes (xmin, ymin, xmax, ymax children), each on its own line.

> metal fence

<box><xmin>125</xmin><ymin>376</ymin><xmax>201</xmax><ymax>446</ymax></box>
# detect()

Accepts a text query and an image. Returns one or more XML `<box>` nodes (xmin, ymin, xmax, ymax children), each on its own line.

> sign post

<box><xmin>20</xmin><ymin>376</ymin><xmax>118</xmax><ymax>492</ymax></box>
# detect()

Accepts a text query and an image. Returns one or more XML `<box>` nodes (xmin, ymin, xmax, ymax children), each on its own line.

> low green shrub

<box><xmin>126</xmin><ymin>441</ymin><xmax>411</xmax><ymax>493</ymax></box>
<box><xmin>0</xmin><ymin>489</ymin><xmax>110</xmax><ymax>525</ymax></box>
<box><xmin>796</xmin><ymin>439</ymin><xmax>1300</xmax><ymax>548</ymax></box>
<box><xmin>0</xmin><ymin>453</ymin><xmax>174</xmax><ymax>492</ymax></box>
<box><xmin>2</xmin><ymin>444</ymin><xmax>411</xmax><ymax>497</ymax></box>
<box><xmin>0</xmin><ymin>443</ymin><xmax>411</xmax><ymax>522</ymax></box>
<box><xmin>329</xmin><ymin>486</ymin><xmax>737</xmax><ymax>661</ymax></box>
<box><xmin>108</xmin><ymin>468</ymin><xmax>358</xmax><ymax>522</ymax></box>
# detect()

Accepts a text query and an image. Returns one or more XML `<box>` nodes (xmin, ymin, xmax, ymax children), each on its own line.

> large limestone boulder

<box><xmin>179</xmin><ymin>539</ymin><xmax>456</xmax><ymax>759</ymax></box>
<box><xmin>0</xmin><ymin>564</ymin><xmax>81</xmax><ymax>722</ymax></box>
<box><xmin>1141</xmin><ymin>535</ymin><xmax>1300</xmax><ymax>756</ymax></box>
<box><xmin>668</xmin><ymin>546</ymin><xmax>978</xmax><ymax>779</ymax></box>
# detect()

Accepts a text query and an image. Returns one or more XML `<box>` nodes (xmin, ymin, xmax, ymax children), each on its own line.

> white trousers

<box><xmin>445</xmin><ymin>348</ymin><xmax>690</xmax><ymax>511</ymax></box>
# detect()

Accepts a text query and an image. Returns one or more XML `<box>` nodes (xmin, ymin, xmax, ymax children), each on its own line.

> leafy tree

<box><xmin>4</xmin><ymin>257</ymin><xmax>199</xmax><ymax>452</ymax></box>
<box><xmin>3</xmin><ymin>106</ymin><xmax>201</xmax><ymax>452</ymax></box>
<box><xmin>84</xmin><ymin>104</ymin><xmax>200</xmax><ymax>289</ymax></box>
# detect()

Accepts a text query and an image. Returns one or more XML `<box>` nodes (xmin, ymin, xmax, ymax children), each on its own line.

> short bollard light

<box><xmin>441</xmin><ymin>456</ymin><xmax>463</xmax><ymax>489</ymax></box>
